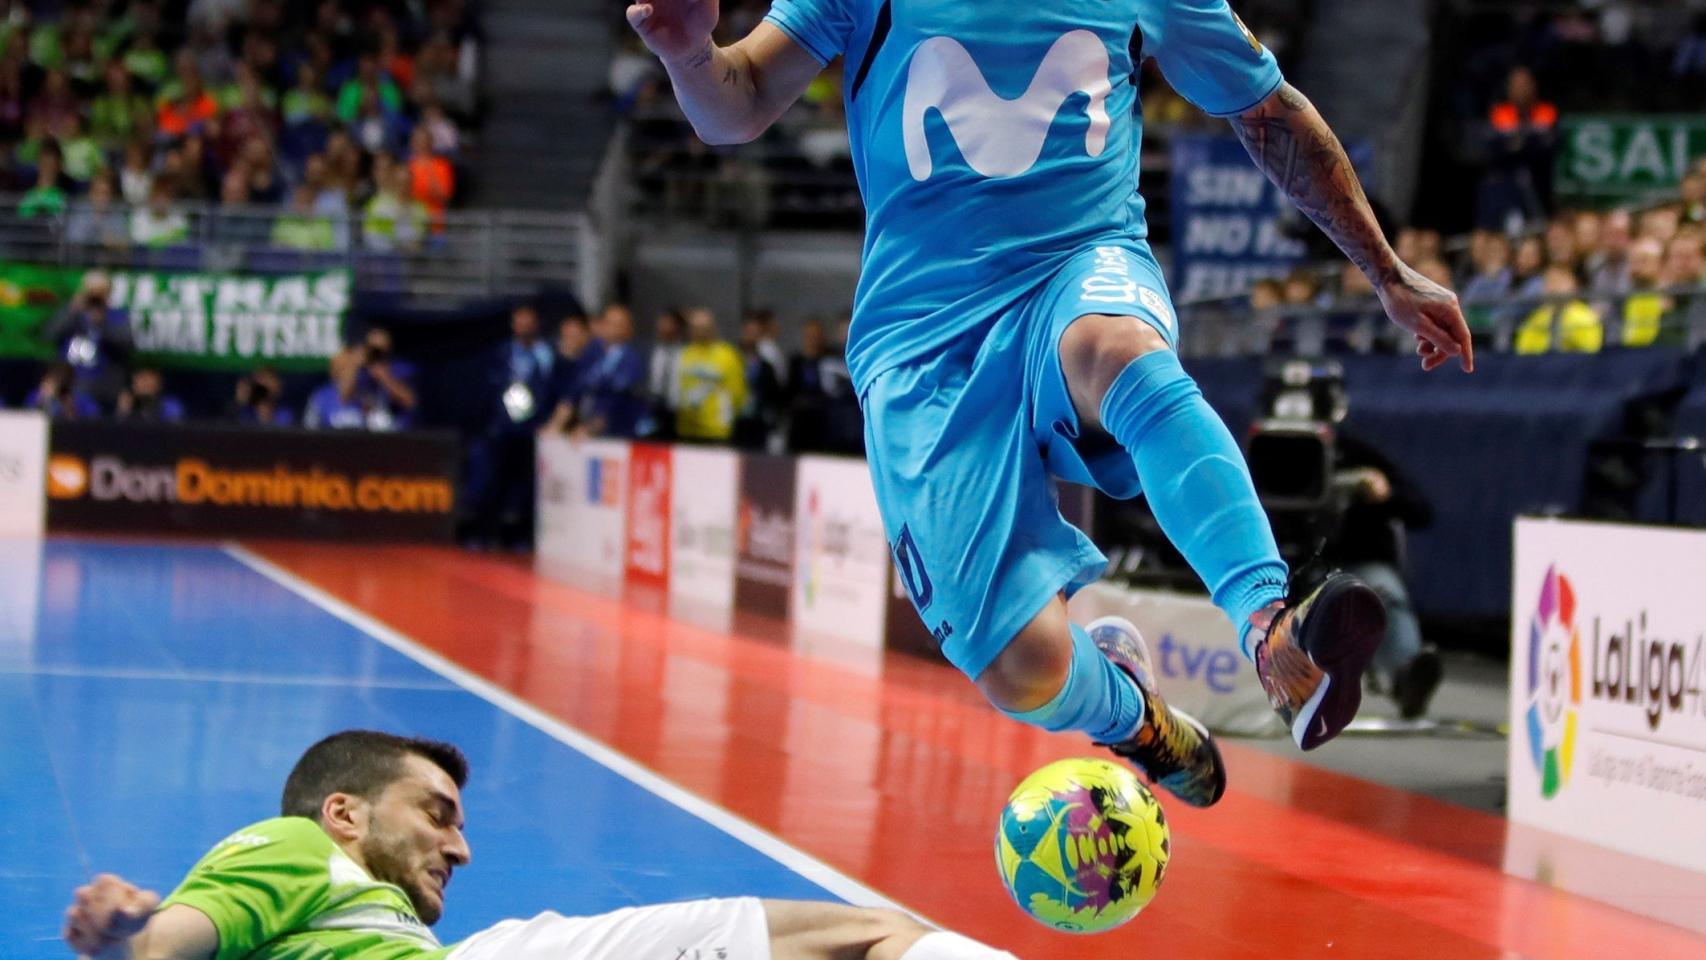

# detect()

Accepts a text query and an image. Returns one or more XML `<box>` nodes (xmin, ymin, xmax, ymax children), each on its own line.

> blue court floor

<box><xmin>0</xmin><ymin>539</ymin><xmax>839</xmax><ymax>957</ymax></box>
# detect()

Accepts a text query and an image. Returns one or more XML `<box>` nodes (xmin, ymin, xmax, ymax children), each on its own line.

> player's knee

<box><xmin>1059</xmin><ymin>314</ymin><xmax>1171</xmax><ymax>407</ymax></box>
<box><xmin>978</xmin><ymin>626</ymin><xmax>1072</xmax><ymax>712</ymax></box>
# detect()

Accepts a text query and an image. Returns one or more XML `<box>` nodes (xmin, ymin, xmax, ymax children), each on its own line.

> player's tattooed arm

<box><xmin>1231</xmin><ymin>83</ymin><xmax>1474</xmax><ymax>371</ymax></box>
<box><xmin>1229</xmin><ymin>83</ymin><xmax>1397</xmax><ymax>285</ymax></box>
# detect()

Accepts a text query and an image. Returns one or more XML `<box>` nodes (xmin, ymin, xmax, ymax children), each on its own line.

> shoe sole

<box><xmin>1291</xmin><ymin>578</ymin><xmax>1386</xmax><ymax>750</ymax></box>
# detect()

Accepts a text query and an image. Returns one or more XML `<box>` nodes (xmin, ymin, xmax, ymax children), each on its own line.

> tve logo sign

<box><xmin>1155</xmin><ymin>633</ymin><xmax>1240</xmax><ymax>693</ymax></box>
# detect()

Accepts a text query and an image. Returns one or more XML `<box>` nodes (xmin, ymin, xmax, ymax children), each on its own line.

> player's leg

<box><xmin>761</xmin><ymin>901</ymin><xmax>1017</xmax><ymax>959</ymax></box>
<box><xmin>864</xmin><ymin>334</ymin><xmax>1225</xmax><ymax>808</ymax></box>
<box><xmin>1051</xmin><ymin>262</ymin><xmax>1386</xmax><ymax>749</ymax></box>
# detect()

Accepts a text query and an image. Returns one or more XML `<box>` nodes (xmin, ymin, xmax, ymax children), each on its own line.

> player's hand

<box><xmin>1376</xmin><ymin>262</ymin><xmax>1474</xmax><ymax>373</ymax></box>
<box><xmin>626</xmin><ymin>0</ymin><xmax>720</xmax><ymax>65</ymax></box>
<box><xmin>64</xmin><ymin>874</ymin><xmax>160</xmax><ymax>956</ymax></box>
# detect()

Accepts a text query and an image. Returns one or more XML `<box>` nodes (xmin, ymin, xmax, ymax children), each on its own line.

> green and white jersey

<box><xmin>161</xmin><ymin>816</ymin><xmax>457</xmax><ymax>960</ymax></box>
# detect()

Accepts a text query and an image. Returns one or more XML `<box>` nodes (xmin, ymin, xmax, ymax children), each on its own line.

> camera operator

<box><xmin>42</xmin><ymin>271</ymin><xmax>132</xmax><ymax>411</ymax></box>
<box><xmin>1328</xmin><ymin>432</ymin><xmax>1442</xmax><ymax>720</ymax></box>
<box><xmin>27</xmin><ymin>362</ymin><xmax>101</xmax><ymax>419</ymax></box>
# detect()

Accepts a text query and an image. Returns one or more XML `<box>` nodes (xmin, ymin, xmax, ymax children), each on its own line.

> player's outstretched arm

<box><xmin>627</xmin><ymin>1</ymin><xmax>825</xmax><ymax>145</ymax></box>
<box><xmin>63</xmin><ymin>875</ymin><xmax>216</xmax><ymax>960</ymax></box>
<box><xmin>1231</xmin><ymin>83</ymin><xmax>1474</xmax><ymax>372</ymax></box>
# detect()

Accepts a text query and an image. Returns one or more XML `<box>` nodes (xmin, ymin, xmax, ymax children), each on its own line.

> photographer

<box><xmin>115</xmin><ymin>366</ymin><xmax>185</xmax><ymax>423</ymax></box>
<box><xmin>42</xmin><ymin>271</ymin><xmax>132</xmax><ymax>411</ymax></box>
<box><xmin>355</xmin><ymin>327</ymin><xmax>418</xmax><ymax>429</ymax></box>
<box><xmin>230</xmin><ymin>366</ymin><xmax>296</xmax><ymax>427</ymax></box>
<box><xmin>26</xmin><ymin>362</ymin><xmax>100</xmax><ymax>419</ymax></box>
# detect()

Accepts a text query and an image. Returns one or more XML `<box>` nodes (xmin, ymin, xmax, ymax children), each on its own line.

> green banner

<box><xmin>0</xmin><ymin>266</ymin><xmax>349</xmax><ymax>371</ymax></box>
<box><xmin>1556</xmin><ymin>114</ymin><xmax>1706</xmax><ymax>202</ymax></box>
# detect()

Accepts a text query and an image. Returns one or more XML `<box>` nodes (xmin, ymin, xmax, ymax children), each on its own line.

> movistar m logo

<box><xmin>903</xmin><ymin>30</ymin><xmax>1111</xmax><ymax>181</ymax></box>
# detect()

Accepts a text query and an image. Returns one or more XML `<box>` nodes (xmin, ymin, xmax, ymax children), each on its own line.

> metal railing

<box><xmin>0</xmin><ymin>197</ymin><xmax>596</xmax><ymax>305</ymax></box>
<box><xmin>1175</xmin><ymin>286</ymin><xmax>1706</xmax><ymax>358</ymax></box>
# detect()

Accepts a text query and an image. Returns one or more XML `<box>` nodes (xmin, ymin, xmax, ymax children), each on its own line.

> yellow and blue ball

<box><xmin>995</xmin><ymin>758</ymin><xmax>1170</xmax><ymax>934</ymax></box>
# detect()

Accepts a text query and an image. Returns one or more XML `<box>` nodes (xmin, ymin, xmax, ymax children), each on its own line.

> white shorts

<box><xmin>447</xmin><ymin>897</ymin><xmax>770</xmax><ymax>960</ymax></box>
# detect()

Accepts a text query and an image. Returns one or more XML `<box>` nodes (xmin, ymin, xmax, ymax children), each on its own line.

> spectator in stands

<box><xmin>1639</xmin><ymin>206</ymin><xmax>1680</xmax><ymax>246</ymax></box>
<box><xmin>305</xmin><ymin>346</ymin><xmax>398</xmax><ymax>430</ymax></box>
<box><xmin>351</xmin><ymin>85</ymin><xmax>407</xmax><ymax>156</ymax></box>
<box><xmin>1477</xmin><ymin>66</ymin><xmax>1557</xmax><ymax>231</ymax></box>
<box><xmin>1543</xmin><ymin>219</ymin><xmax>1580</xmax><ymax>279</ymax></box>
<box><xmin>130</xmin><ymin>179</ymin><xmax>190</xmax><ymax>247</ymax></box>
<box><xmin>44</xmin><ymin>271</ymin><xmax>131</xmax><ymax>409</ymax></box>
<box><xmin>1461</xmin><ymin>232</ymin><xmax>1513</xmax><ymax>301</ymax></box>
<box><xmin>644</xmin><ymin>308</ymin><xmax>684</xmax><ymax>439</ymax></box>
<box><xmin>66</xmin><ymin>171</ymin><xmax>130</xmax><ymax>252</ymax></box>
<box><xmin>1249</xmin><ymin>278</ymin><xmax>1284</xmax><ymax>312</ymax></box>
<box><xmin>122</xmin><ymin>30</ymin><xmax>171</xmax><ymax>91</ymax></box>
<box><xmin>357</xmin><ymin>327</ymin><xmax>419</xmax><ymax>428</ymax></box>
<box><xmin>747</xmin><ymin>308</ymin><xmax>787</xmax><ymax>387</ymax></box>
<box><xmin>1512</xmin><ymin>234</ymin><xmax>1547</xmax><ymax>297</ymax></box>
<box><xmin>1664</xmin><ymin>228</ymin><xmax>1706</xmax><ymax>288</ymax></box>
<box><xmin>1281</xmin><ymin>268</ymin><xmax>1325</xmax><ymax>307</ymax></box>
<box><xmin>212</xmin><ymin>168</ymin><xmax>269</xmax><ymax>245</ymax></box>
<box><xmin>734</xmin><ymin>313</ymin><xmax>783</xmax><ymax>450</ymax></box>
<box><xmin>362</xmin><ymin>164</ymin><xmax>429</xmax><ymax>252</ymax></box>
<box><xmin>230</xmin><ymin>365</ymin><xmax>295</xmax><ymax>427</ymax></box>
<box><xmin>271</xmin><ymin>183</ymin><xmax>340</xmax><ymax>251</ymax></box>
<box><xmin>156</xmin><ymin>55</ymin><xmax>218</xmax><ymax>138</ymax></box>
<box><xmin>1516</xmin><ymin>266</ymin><xmax>1603</xmax><ymax>354</ymax></box>
<box><xmin>818</xmin><ymin>317</ymin><xmax>863</xmax><ymax>455</ymax></box>
<box><xmin>336</xmin><ymin>50</ymin><xmax>403</xmax><ymax>124</ymax></box>
<box><xmin>54</xmin><ymin>113</ymin><xmax>105</xmax><ymax>185</ymax></box>
<box><xmin>115</xmin><ymin>366</ymin><xmax>186</xmax><ymax>423</ymax></box>
<box><xmin>406</xmin><ymin>125</ymin><xmax>454</xmax><ymax>232</ymax></box>
<box><xmin>1684</xmin><ymin>163</ymin><xmax>1706</xmax><ymax>226</ymax></box>
<box><xmin>1414</xmin><ymin>257</ymin><xmax>1454</xmax><ymax>292</ymax></box>
<box><xmin>27</xmin><ymin>362</ymin><xmax>100</xmax><ymax>419</ymax></box>
<box><xmin>674</xmin><ymin>306</ymin><xmax>746</xmax><ymax>443</ymax></box>
<box><xmin>785</xmin><ymin>318</ymin><xmax>829</xmax><ymax>452</ymax></box>
<box><xmin>579</xmin><ymin>304</ymin><xmax>648</xmax><ymax>439</ymax></box>
<box><xmin>1588</xmin><ymin>209</ymin><xmax>1634</xmax><ymax>295</ymax></box>
<box><xmin>18</xmin><ymin>145</ymin><xmax>68</xmax><ymax>217</ymax></box>
<box><xmin>217</xmin><ymin>66</ymin><xmax>280</xmax><ymax>169</ymax></box>
<box><xmin>416</xmin><ymin>100</ymin><xmax>460</xmax><ymax>158</ymax></box>
<box><xmin>1620</xmin><ymin>237</ymin><xmax>1672</xmax><ymax>348</ymax></box>
<box><xmin>282</xmin><ymin>61</ymin><xmax>333</xmax><ymax>129</ymax></box>
<box><xmin>118</xmin><ymin>138</ymin><xmax>153</xmax><ymax>205</ymax></box>
<box><xmin>541</xmin><ymin>314</ymin><xmax>594</xmax><ymax>434</ymax></box>
<box><xmin>29</xmin><ymin>68</ymin><xmax>78</xmax><ymax>132</ymax></box>
<box><xmin>235</xmin><ymin>135</ymin><xmax>284</xmax><ymax>205</ymax></box>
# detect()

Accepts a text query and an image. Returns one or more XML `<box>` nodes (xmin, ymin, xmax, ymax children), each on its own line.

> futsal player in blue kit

<box><xmin>628</xmin><ymin>0</ymin><xmax>1474</xmax><ymax>807</ymax></box>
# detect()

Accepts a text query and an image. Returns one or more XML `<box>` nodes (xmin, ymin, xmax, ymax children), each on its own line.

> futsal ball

<box><xmin>995</xmin><ymin>758</ymin><xmax>1170</xmax><ymax>934</ymax></box>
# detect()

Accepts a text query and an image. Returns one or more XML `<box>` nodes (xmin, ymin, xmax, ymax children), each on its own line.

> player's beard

<box><xmin>360</xmin><ymin>824</ymin><xmax>442</xmax><ymax>925</ymax></box>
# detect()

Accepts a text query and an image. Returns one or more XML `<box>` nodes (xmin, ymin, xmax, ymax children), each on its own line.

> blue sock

<box><xmin>1004</xmin><ymin>624</ymin><xmax>1145</xmax><ymax>743</ymax></box>
<box><xmin>1099</xmin><ymin>350</ymin><xmax>1288</xmax><ymax>656</ymax></box>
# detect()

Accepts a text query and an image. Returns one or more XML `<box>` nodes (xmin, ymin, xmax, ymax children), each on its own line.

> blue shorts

<box><xmin>862</xmin><ymin>241</ymin><xmax>1179</xmax><ymax>680</ymax></box>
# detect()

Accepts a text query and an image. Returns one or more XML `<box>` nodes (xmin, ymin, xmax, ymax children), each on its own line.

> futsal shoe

<box><xmin>1087</xmin><ymin>616</ymin><xmax>1227</xmax><ymax>808</ymax></box>
<box><xmin>1250</xmin><ymin>572</ymin><xmax>1387</xmax><ymax>750</ymax></box>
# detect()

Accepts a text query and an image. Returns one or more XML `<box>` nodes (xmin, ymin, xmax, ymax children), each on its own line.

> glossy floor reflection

<box><xmin>5</xmin><ymin>538</ymin><xmax>1704</xmax><ymax>959</ymax></box>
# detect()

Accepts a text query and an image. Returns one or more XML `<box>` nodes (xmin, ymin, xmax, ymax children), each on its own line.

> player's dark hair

<box><xmin>280</xmin><ymin>730</ymin><xmax>469</xmax><ymax>819</ymax></box>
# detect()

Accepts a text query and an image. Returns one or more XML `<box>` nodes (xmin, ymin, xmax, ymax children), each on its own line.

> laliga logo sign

<box><xmin>1526</xmin><ymin>565</ymin><xmax>1582</xmax><ymax>798</ymax></box>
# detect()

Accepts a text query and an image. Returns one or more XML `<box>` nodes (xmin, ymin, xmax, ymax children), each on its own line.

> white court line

<box><xmin>223</xmin><ymin>543</ymin><xmax>927</xmax><ymax>921</ymax></box>
<box><xmin>4</xmin><ymin>664</ymin><xmax>459</xmax><ymax>690</ymax></box>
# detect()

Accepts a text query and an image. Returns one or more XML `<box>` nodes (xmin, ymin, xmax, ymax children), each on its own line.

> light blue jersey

<box><xmin>764</xmin><ymin>0</ymin><xmax>1282</xmax><ymax>389</ymax></box>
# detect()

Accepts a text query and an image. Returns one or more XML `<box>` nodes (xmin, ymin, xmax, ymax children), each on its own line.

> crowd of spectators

<box><xmin>1246</xmin><ymin>155</ymin><xmax>1706</xmax><ymax>355</ymax></box>
<box><xmin>1</xmin><ymin>0</ymin><xmax>480</xmax><ymax>254</ymax></box>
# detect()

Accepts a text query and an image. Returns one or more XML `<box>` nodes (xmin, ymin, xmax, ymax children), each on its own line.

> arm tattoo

<box><xmin>1231</xmin><ymin>83</ymin><xmax>1398</xmax><ymax>284</ymax></box>
<box><xmin>722</xmin><ymin>63</ymin><xmax>740</xmax><ymax>85</ymax></box>
<box><xmin>684</xmin><ymin>41</ymin><xmax>715</xmax><ymax>69</ymax></box>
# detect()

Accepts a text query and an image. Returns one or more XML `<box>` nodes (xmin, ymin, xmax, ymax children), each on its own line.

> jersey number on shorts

<box><xmin>892</xmin><ymin>524</ymin><xmax>934</xmax><ymax>612</ymax></box>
